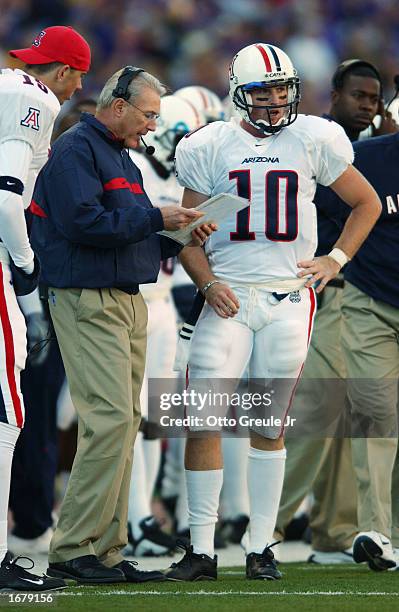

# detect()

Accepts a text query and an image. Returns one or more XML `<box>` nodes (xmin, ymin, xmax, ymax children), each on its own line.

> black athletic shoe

<box><xmin>47</xmin><ymin>554</ymin><xmax>125</xmax><ymax>584</ymax></box>
<box><xmin>246</xmin><ymin>543</ymin><xmax>282</xmax><ymax>580</ymax></box>
<box><xmin>0</xmin><ymin>552</ymin><xmax>66</xmax><ymax>592</ymax></box>
<box><xmin>129</xmin><ymin>516</ymin><xmax>177</xmax><ymax>557</ymax></box>
<box><xmin>163</xmin><ymin>544</ymin><xmax>217</xmax><ymax>581</ymax></box>
<box><xmin>221</xmin><ymin>515</ymin><xmax>249</xmax><ymax>544</ymax></box>
<box><xmin>113</xmin><ymin>560</ymin><xmax>167</xmax><ymax>583</ymax></box>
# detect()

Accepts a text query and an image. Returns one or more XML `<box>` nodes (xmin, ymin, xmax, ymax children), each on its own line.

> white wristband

<box><xmin>328</xmin><ymin>248</ymin><xmax>351</xmax><ymax>269</ymax></box>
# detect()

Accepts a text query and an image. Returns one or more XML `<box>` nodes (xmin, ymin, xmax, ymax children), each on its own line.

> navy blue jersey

<box><xmin>344</xmin><ymin>133</ymin><xmax>399</xmax><ymax>307</ymax></box>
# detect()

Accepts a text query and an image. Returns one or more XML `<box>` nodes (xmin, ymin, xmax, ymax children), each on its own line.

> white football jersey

<box><xmin>0</xmin><ymin>69</ymin><xmax>60</xmax><ymax>208</ymax></box>
<box><xmin>130</xmin><ymin>151</ymin><xmax>184</xmax><ymax>298</ymax></box>
<box><xmin>175</xmin><ymin>115</ymin><xmax>353</xmax><ymax>285</ymax></box>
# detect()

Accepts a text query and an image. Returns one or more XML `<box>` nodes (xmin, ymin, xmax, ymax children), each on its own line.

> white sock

<box><xmin>221</xmin><ymin>436</ymin><xmax>250</xmax><ymax>519</ymax></box>
<box><xmin>247</xmin><ymin>446</ymin><xmax>286</xmax><ymax>554</ymax></box>
<box><xmin>128</xmin><ymin>432</ymin><xmax>151</xmax><ymax>540</ymax></box>
<box><xmin>0</xmin><ymin>422</ymin><xmax>20</xmax><ymax>561</ymax></box>
<box><xmin>142</xmin><ymin>439</ymin><xmax>161</xmax><ymax>500</ymax></box>
<box><xmin>176</xmin><ymin>475</ymin><xmax>189</xmax><ymax>532</ymax></box>
<box><xmin>186</xmin><ymin>469</ymin><xmax>223</xmax><ymax>558</ymax></box>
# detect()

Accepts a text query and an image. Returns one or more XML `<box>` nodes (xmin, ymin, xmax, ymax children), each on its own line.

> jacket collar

<box><xmin>81</xmin><ymin>112</ymin><xmax>124</xmax><ymax>150</ymax></box>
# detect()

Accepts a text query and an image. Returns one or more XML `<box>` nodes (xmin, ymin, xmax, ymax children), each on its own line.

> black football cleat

<box><xmin>221</xmin><ymin>515</ymin><xmax>249</xmax><ymax>544</ymax></box>
<box><xmin>163</xmin><ymin>544</ymin><xmax>217</xmax><ymax>581</ymax></box>
<box><xmin>246</xmin><ymin>543</ymin><xmax>282</xmax><ymax>580</ymax></box>
<box><xmin>0</xmin><ymin>552</ymin><xmax>66</xmax><ymax>592</ymax></box>
<box><xmin>113</xmin><ymin>560</ymin><xmax>167</xmax><ymax>583</ymax></box>
<box><xmin>129</xmin><ymin>516</ymin><xmax>177</xmax><ymax>557</ymax></box>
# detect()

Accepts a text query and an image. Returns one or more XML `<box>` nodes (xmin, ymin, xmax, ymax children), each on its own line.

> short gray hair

<box><xmin>96</xmin><ymin>68</ymin><xmax>166</xmax><ymax>110</ymax></box>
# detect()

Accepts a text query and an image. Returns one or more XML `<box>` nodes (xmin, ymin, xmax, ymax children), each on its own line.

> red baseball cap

<box><xmin>9</xmin><ymin>26</ymin><xmax>91</xmax><ymax>72</ymax></box>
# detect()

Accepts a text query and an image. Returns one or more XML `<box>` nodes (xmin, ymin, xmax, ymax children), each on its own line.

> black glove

<box><xmin>10</xmin><ymin>255</ymin><xmax>40</xmax><ymax>296</ymax></box>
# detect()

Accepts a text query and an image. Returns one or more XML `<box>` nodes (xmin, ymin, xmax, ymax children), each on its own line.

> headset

<box><xmin>332</xmin><ymin>59</ymin><xmax>383</xmax><ymax>98</ymax></box>
<box><xmin>112</xmin><ymin>66</ymin><xmax>155</xmax><ymax>154</ymax></box>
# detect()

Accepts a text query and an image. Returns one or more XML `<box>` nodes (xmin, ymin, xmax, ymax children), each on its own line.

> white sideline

<box><xmin>55</xmin><ymin>590</ymin><xmax>399</xmax><ymax>597</ymax></box>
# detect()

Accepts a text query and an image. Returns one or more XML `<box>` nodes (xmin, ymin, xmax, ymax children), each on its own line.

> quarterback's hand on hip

<box><xmin>204</xmin><ymin>282</ymin><xmax>240</xmax><ymax>318</ymax></box>
<box><xmin>161</xmin><ymin>205</ymin><xmax>204</xmax><ymax>230</ymax></box>
<box><xmin>297</xmin><ymin>256</ymin><xmax>341</xmax><ymax>293</ymax></box>
<box><xmin>25</xmin><ymin>311</ymin><xmax>51</xmax><ymax>366</ymax></box>
<box><xmin>187</xmin><ymin>222</ymin><xmax>218</xmax><ymax>246</ymax></box>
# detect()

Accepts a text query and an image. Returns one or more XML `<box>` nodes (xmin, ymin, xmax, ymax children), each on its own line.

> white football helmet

<box><xmin>175</xmin><ymin>85</ymin><xmax>225</xmax><ymax>124</ymax></box>
<box><xmin>144</xmin><ymin>95</ymin><xmax>202</xmax><ymax>170</ymax></box>
<box><xmin>229</xmin><ymin>42</ymin><xmax>300</xmax><ymax>134</ymax></box>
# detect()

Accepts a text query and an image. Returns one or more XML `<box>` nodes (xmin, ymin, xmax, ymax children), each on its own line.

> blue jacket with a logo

<box><xmin>30</xmin><ymin>113</ymin><xmax>181</xmax><ymax>292</ymax></box>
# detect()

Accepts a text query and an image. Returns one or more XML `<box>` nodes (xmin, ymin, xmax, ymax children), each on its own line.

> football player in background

<box><xmin>0</xmin><ymin>26</ymin><xmax>90</xmax><ymax>591</ymax></box>
<box><xmin>277</xmin><ymin>59</ymin><xmax>392</xmax><ymax>564</ymax></box>
<box><xmin>164</xmin><ymin>42</ymin><xmax>381</xmax><ymax>581</ymax></box>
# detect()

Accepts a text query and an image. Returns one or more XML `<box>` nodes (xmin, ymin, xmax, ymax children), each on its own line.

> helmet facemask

<box><xmin>233</xmin><ymin>78</ymin><xmax>300</xmax><ymax>135</ymax></box>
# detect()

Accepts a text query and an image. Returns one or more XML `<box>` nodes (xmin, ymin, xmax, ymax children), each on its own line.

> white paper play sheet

<box><xmin>157</xmin><ymin>193</ymin><xmax>249</xmax><ymax>245</ymax></box>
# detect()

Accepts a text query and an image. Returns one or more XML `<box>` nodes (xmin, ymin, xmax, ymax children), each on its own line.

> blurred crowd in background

<box><xmin>1</xmin><ymin>0</ymin><xmax>399</xmax><ymax>116</ymax></box>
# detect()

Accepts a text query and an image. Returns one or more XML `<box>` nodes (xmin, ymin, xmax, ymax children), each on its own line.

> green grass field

<box><xmin>2</xmin><ymin>564</ymin><xmax>399</xmax><ymax>612</ymax></box>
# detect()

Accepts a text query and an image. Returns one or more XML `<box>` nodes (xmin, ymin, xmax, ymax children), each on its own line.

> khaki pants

<box><xmin>48</xmin><ymin>287</ymin><xmax>147</xmax><ymax>565</ymax></box>
<box><xmin>342</xmin><ymin>282</ymin><xmax>399</xmax><ymax>539</ymax></box>
<box><xmin>277</xmin><ymin>284</ymin><xmax>358</xmax><ymax>551</ymax></box>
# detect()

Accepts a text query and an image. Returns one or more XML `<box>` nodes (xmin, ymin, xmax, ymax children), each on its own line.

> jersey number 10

<box><xmin>229</xmin><ymin>169</ymin><xmax>298</xmax><ymax>242</ymax></box>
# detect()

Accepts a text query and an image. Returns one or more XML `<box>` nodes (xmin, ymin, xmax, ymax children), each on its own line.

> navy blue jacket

<box><xmin>344</xmin><ymin>133</ymin><xmax>399</xmax><ymax>307</ymax></box>
<box><xmin>30</xmin><ymin>113</ymin><xmax>181</xmax><ymax>292</ymax></box>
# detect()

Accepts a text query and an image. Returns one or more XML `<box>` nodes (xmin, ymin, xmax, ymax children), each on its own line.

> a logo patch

<box><xmin>289</xmin><ymin>291</ymin><xmax>301</xmax><ymax>303</ymax></box>
<box><xmin>241</xmin><ymin>157</ymin><xmax>279</xmax><ymax>164</ymax></box>
<box><xmin>20</xmin><ymin>107</ymin><xmax>40</xmax><ymax>131</ymax></box>
<box><xmin>32</xmin><ymin>30</ymin><xmax>46</xmax><ymax>47</ymax></box>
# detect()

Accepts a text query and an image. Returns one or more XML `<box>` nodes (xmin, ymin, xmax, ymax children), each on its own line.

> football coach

<box><xmin>30</xmin><ymin>66</ymin><xmax>213</xmax><ymax>584</ymax></box>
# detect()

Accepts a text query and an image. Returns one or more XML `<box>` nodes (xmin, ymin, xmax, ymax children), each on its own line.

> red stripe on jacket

<box><xmin>103</xmin><ymin>177</ymin><xmax>144</xmax><ymax>194</ymax></box>
<box><xmin>29</xmin><ymin>200</ymin><xmax>47</xmax><ymax>218</ymax></box>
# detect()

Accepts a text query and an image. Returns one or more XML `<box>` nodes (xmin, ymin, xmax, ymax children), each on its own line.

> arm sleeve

<box><xmin>0</xmin><ymin>139</ymin><xmax>35</xmax><ymax>269</ymax></box>
<box><xmin>175</xmin><ymin>137</ymin><xmax>213</xmax><ymax>195</ymax></box>
<box><xmin>44</xmin><ymin>142</ymin><xmax>164</xmax><ymax>248</ymax></box>
<box><xmin>314</xmin><ymin>123</ymin><xmax>354</xmax><ymax>187</ymax></box>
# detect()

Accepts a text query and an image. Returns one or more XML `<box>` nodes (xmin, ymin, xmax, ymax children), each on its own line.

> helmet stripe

<box><xmin>255</xmin><ymin>44</ymin><xmax>272</xmax><ymax>72</ymax></box>
<box><xmin>266</xmin><ymin>45</ymin><xmax>281</xmax><ymax>71</ymax></box>
<box><xmin>198</xmin><ymin>88</ymin><xmax>209</xmax><ymax>109</ymax></box>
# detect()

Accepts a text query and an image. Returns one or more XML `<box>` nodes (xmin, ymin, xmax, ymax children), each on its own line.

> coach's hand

<box><xmin>187</xmin><ymin>222</ymin><xmax>218</xmax><ymax>246</ymax></box>
<box><xmin>297</xmin><ymin>256</ymin><xmax>341</xmax><ymax>293</ymax></box>
<box><xmin>205</xmin><ymin>282</ymin><xmax>240</xmax><ymax>318</ymax></box>
<box><xmin>161</xmin><ymin>205</ymin><xmax>204</xmax><ymax>230</ymax></box>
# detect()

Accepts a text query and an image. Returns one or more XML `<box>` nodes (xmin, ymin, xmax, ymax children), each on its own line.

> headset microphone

<box><xmin>140</xmin><ymin>136</ymin><xmax>155</xmax><ymax>156</ymax></box>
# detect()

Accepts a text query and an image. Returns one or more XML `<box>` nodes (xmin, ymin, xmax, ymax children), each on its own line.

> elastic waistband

<box><xmin>228</xmin><ymin>278</ymin><xmax>307</xmax><ymax>292</ymax></box>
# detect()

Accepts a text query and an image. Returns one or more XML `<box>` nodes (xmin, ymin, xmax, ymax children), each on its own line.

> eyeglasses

<box><xmin>127</xmin><ymin>101</ymin><xmax>160</xmax><ymax>121</ymax></box>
